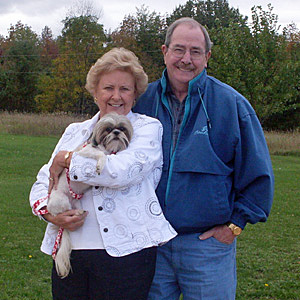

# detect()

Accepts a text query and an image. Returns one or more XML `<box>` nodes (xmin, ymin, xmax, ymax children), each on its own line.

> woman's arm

<box><xmin>29</xmin><ymin>123</ymin><xmax>88</xmax><ymax>228</ymax></box>
<box><xmin>69</xmin><ymin>116</ymin><xmax>163</xmax><ymax>189</ymax></box>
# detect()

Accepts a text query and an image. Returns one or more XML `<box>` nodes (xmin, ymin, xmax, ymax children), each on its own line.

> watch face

<box><xmin>228</xmin><ymin>223</ymin><xmax>242</xmax><ymax>236</ymax></box>
<box><xmin>233</xmin><ymin>227</ymin><xmax>242</xmax><ymax>235</ymax></box>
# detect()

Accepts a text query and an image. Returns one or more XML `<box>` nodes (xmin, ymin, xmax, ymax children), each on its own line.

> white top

<box><xmin>29</xmin><ymin>111</ymin><xmax>177</xmax><ymax>257</ymax></box>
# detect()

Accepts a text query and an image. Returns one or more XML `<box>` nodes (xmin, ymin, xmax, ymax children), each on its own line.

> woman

<box><xmin>29</xmin><ymin>48</ymin><xmax>176</xmax><ymax>300</ymax></box>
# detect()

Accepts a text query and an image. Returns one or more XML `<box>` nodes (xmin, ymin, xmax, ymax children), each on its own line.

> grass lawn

<box><xmin>236</xmin><ymin>155</ymin><xmax>300</xmax><ymax>300</ymax></box>
<box><xmin>0</xmin><ymin>133</ymin><xmax>299</xmax><ymax>299</ymax></box>
<box><xmin>0</xmin><ymin>134</ymin><xmax>59</xmax><ymax>300</ymax></box>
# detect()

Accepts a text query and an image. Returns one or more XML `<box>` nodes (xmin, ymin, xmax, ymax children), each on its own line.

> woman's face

<box><xmin>95</xmin><ymin>70</ymin><xmax>136</xmax><ymax>118</ymax></box>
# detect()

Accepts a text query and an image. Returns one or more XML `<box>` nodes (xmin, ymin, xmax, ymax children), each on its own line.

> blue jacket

<box><xmin>134</xmin><ymin>69</ymin><xmax>274</xmax><ymax>234</ymax></box>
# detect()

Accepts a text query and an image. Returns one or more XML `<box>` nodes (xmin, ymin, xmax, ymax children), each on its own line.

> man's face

<box><xmin>162</xmin><ymin>23</ymin><xmax>211</xmax><ymax>89</ymax></box>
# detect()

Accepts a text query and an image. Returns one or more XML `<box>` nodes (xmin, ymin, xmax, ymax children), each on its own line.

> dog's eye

<box><xmin>106</xmin><ymin>127</ymin><xmax>112</xmax><ymax>133</ymax></box>
<box><xmin>118</xmin><ymin>127</ymin><xmax>126</xmax><ymax>132</ymax></box>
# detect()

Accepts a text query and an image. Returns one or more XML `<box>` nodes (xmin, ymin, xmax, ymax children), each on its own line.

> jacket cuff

<box><xmin>230</xmin><ymin>211</ymin><xmax>247</xmax><ymax>230</ymax></box>
<box><xmin>32</xmin><ymin>196</ymin><xmax>49</xmax><ymax>221</ymax></box>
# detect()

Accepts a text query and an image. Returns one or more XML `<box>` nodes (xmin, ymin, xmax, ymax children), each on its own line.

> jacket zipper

<box><xmin>161</xmin><ymin>93</ymin><xmax>191</xmax><ymax>205</ymax></box>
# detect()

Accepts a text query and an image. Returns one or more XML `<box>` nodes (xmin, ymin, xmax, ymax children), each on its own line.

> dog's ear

<box><xmin>91</xmin><ymin>135</ymin><xmax>99</xmax><ymax>147</ymax></box>
<box><xmin>87</xmin><ymin>132</ymin><xmax>99</xmax><ymax>147</ymax></box>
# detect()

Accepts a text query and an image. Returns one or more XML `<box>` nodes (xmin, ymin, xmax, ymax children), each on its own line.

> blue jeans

<box><xmin>148</xmin><ymin>233</ymin><xmax>236</xmax><ymax>300</ymax></box>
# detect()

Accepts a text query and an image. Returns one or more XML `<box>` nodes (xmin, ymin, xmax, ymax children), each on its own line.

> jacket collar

<box><xmin>80</xmin><ymin>112</ymin><xmax>100</xmax><ymax>138</ymax></box>
<box><xmin>160</xmin><ymin>68</ymin><xmax>207</xmax><ymax>97</ymax></box>
<box><xmin>81</xmin><ymin>110</ymin><xmax>135</xmax><ymax>137</ymax></box>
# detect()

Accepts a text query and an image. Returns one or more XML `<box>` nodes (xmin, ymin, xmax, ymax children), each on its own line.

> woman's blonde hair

<box><xmin>85</xmin><ymin>47</ymin><xmax>148</xmax><ymax>99</ymax></box>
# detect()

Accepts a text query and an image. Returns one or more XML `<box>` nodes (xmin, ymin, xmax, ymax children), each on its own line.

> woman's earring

<box><xmin>94</xmin><ymin>97</ymin><xmax>98</xmax><ymax>103</ymax></box>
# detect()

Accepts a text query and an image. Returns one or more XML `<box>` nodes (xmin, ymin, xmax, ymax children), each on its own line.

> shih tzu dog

<box><xmin>47</xmin><ymin>112</ymin><xmax>133</xmax><ymax>278</ymax></box>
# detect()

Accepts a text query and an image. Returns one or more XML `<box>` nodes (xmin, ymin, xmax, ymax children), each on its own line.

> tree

<box><xmin>35</xmin><ymin>5</ymin><xmax>106</xmax><ymax>114</ymax></box>
<box><xmin>40</xmin><ymin>26</ymin><xmax>59</xmax><ymax>72</ymax></box>
<box><xmin>0</xmin><ymin>21</ymin><xmax>41</xmax><ymax>112</ymax></box>
<box><xmin>209</xmin><ymin>4</ymin><xmax>299</xmax><ymax>130</ymax></box>
<box><xmin>167</xmin><ymin>0</ymin><xmax>247</xmax><ymax>29</ymax></box>
<box><xmin>110</xmin><ymin>6</ymin><xmax>166</xmax><ymax>82</ymax></box>
<box><xmin>208</xmin><ymin>21</ymin><xmax>255</xmax><ymax>98</ymax></box>
<box><xmin>247</xmin><ymin>4</ymin><xmax>299</xmax><ymax>129</ymax></box>
<box><xmin>284</xmin><ymin>23</ymin><xmax>300</xmax><ymax>57</ymax></box>
<box><xmin>264</xmin><ymin>22</ymin><xmax>300</xmax><ymax>130</ymax></box>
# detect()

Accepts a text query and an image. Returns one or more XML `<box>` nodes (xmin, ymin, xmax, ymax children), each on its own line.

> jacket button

<box><xmin>98</xmin><ymin>206</ymin><xmax>103</xmax><ymax>211</ymax></box>
<box><xmin>74</xmin><ymin>175</ymin><xmax>78</xmax><ymax>180</ymax></box>
<box><xmin>103</xmin><ymin>228</ymin><xmax>108</xmax><ymax>232</ymax></box>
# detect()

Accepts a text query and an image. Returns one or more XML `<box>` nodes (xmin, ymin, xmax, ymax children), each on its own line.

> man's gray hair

<box><xmin>165</xmin><ymin>17</ymin><xmax>213</xmax><ymax>53</ymax></box>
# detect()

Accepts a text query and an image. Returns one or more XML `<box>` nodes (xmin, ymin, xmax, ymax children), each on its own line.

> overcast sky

<box><xmin>0</xmin><ymin>0</ymin><xmax>299</xmax><ymax>38</ymax></box>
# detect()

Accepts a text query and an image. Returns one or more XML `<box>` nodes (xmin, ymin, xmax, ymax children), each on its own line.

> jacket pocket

<box><xmin>166</xmin><ymin>172</ymin><xmax>233</xmax><ymax>231</ymax></box>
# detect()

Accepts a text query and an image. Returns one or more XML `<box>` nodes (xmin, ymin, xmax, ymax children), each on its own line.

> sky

<box><xmin>0</xmin><ymin>0</ymin><xmax>299</xmax><ymax>38</ymax></box>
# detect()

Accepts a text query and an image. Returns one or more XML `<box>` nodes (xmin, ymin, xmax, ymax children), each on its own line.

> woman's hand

<box><xmin>43</xmin><ymin>209</ymin><xmax>88</xmax><ymax>231</ymax></box>
<box><xmin>48</xmin><ymin>151</ymin><xmax>72</xmax><ymax>193</ymax></box>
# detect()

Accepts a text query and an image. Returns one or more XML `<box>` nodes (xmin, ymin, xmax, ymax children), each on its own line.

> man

<box><xmin>134</xmin><ymin>17</ymin><xmax>274</xmax><ymax>300</ymax></box>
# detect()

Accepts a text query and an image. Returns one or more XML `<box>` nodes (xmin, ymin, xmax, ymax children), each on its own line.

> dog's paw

<box><xmin>75</xmin><ymin>209</ymin><xmax>86</xmax><ymax>216</ymax></box>
<box><xmin>77</xmin><ymin>145</ymin><xmax>107</xmax><ymax>174</ymax></box>
<box><xmin>96</xmin><ymin>153</ymin><xmax>106</xmax><ymax>174</ymax></box>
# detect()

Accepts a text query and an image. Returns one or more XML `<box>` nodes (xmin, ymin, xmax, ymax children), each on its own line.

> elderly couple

<box><xmin>30</xmin><ymin>17</ymin><xmax>274</xmax><ymax>300</ymax></box>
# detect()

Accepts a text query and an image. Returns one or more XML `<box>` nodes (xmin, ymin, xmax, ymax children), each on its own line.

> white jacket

<box><xmin>29</xmin><ymin>111</ymin><xmax>176</xmax><ymax>257</ymax></box>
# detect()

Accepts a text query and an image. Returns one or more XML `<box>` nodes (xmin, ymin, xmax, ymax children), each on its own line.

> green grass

<box><xmin>0</xmin><ymin>133</ymin><xmax>299</xmax><ymax>299</ymax></box>
<box><xmin>236</xmin><ymin>155</ymin><xmax>300</xmax><ymax>300</ymax></box>
<box><xmin>0</xmin><ymin>133</ymin><xmax>59</xmax><ymax>300</ymax></box>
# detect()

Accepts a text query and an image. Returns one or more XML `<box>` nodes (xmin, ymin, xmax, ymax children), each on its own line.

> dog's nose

<box><xmin>113</xmin><ymin>130</ymin><xmax>120</xmax><ymax>136</ymax></box>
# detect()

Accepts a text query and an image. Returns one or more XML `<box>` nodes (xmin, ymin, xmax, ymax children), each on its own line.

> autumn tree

<box><xmin>39</xmin><ymin>26</ymin><xmax>59</xmax><ymax>72</ymax></box>
<box><xmin>35</xmin><ymin>4</ymin><xmax>106</xmax><ymax>114</ymax></box>
<box><xmin>260</xmin><ymin>19</ymin><xmax>300</xmax><ymax>129</ymax></box>
<box><xmin>110</xmin><ymin>6</ymin><xmax>166</xmax><ymax>82</ymax></box>
<box><xmin>0</xmin><ymin>0</ymin><xmax>298</xmax><ymax>129</ymax></box>
<box><xmin>110</xmin><ymin>0</ymin><xmax>248</xmax><ymax>82</ymax></box>
<box><xmin>284</xmin><ymin>23</ymin><xmax>300</xmax><ymax>61</ymax></box>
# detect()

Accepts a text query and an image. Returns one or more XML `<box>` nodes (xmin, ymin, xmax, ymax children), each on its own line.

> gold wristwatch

<box><xmin>227</xmin><ymin>223</ymin><xmax>242</xmax><ymax>236</ymax></box>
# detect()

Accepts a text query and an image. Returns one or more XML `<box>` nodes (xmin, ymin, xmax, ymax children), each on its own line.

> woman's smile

<box><xmin>94</xmin><ymin>69</ymin><xmax>137</xmax><ymax>118</ymax></box>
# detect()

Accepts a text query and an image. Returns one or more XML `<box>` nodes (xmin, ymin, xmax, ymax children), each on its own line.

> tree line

<box><xmin>0</xmin><ymin>0</ymin><xmax>299</xmax><ymax>130</ymax></box>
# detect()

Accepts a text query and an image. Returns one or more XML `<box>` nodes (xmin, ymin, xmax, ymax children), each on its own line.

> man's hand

<box><xmin>199</xmin><ymin>225</ymin><xmax>235</xmax><ymax>245</ymax></box>
<box><xmin>44</xmin><ymin>209</ymin><xmax>88</xmax><ymax>231</ymax></box>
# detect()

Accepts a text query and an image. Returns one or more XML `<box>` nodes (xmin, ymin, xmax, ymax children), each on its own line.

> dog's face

<box><xmin>90</xmin><ymin>113</ymin><xmax>133</xmax><ymax>154</ymax></box>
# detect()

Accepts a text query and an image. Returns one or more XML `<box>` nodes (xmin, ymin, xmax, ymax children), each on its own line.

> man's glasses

<box><xmin>169</xmin><ymin>47</ymin><xmax>206</xmax><ymax>60</ymax></box>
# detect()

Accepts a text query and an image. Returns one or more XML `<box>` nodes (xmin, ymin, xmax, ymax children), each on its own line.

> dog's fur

<box><xmin>47</xmin><ymin>113</ymin><xmax>133</xmax><ymax>278</ymax></box>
